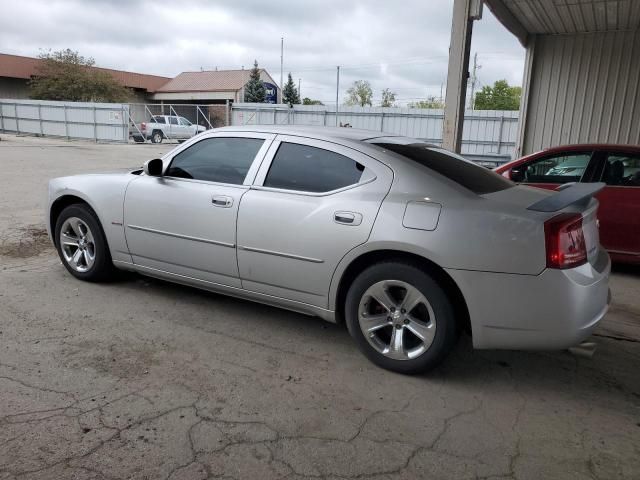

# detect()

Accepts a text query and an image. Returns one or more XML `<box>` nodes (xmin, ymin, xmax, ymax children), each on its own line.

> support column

<box><xmin>442</xmin><ymin>0</ymin><xmax>482</xmax><ymax>152</ymax></box>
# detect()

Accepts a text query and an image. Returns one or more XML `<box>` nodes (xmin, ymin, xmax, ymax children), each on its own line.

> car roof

<box><xmin>212</xmin><ymin>125</ymin><xmax>402</xmax><ymax>143</ymax></box>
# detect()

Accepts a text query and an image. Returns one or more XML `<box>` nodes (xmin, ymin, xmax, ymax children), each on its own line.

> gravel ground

<box><xmin>1</xmin><ymin>134</ymin><xmax>639</xmax><ymax>480</ymax></box>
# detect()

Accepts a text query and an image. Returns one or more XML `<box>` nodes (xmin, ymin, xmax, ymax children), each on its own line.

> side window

<box><xmin>521</xmin><ymin>153</ymin><xmax>591</xmax><ymax>184</ymax></box>
<box><xmin>168</xmin><ymin>117</ymin><xmax>179</xmax><ymax>125</ymax></box>
<box><xmin>151</xmin><ymin>116</ymin><xmax>165</xmax><ymax>124</ymax></box>
<box><xmin>263</xmin><ymin>142</ymin><xmax>364</xmax><ymax>193</ymax></box>
<box><xmin>179</xmin><ymin>117</ymin><xmax>191</xmax><ymax>126</ymax></box>
<box><xmin>166</xmin><ymin>137</ymin><xmax>265</xmax><ymax>184</ymax></box>
<box><xmin>601</xmin><ymin>153</ymin><xmax>640</xmax><ymax>187</ymax></box>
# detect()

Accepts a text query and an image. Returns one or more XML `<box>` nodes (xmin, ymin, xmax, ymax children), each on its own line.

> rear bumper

<box><xmin>446</xmin><ymin>248</ymin><xmax>611</xmax><ymax>350</ymax></box>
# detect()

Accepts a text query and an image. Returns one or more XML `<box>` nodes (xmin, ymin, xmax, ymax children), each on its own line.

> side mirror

<box><xmin>510</xmin><ymin>168</ymin><xmax>525</xmax><ymax>182</ymax></box>
<box><xmin>143</xmin><ymin>158</ymin><xmax>164</xmax><ymax>177</ymax></box>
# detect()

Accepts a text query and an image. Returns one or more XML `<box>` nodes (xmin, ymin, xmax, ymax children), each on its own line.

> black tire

<box><xmin>54</xmin><ymin>204</ymin><xmax>116</xmax><ymax>282</ymax></box>
<box><xmin>345</xmin><ymin>261</ymin><xmax>459</xmax><ymax>374</ymax></box>
<box><xmin>151</xmin><ymin>131</ymin><xmax>163</xmax><ymax>144</ymax></box>
<box><xmin>132</xmin><ymin>135</ymin><xmax>144</xmax><ymax>143</ymax></box>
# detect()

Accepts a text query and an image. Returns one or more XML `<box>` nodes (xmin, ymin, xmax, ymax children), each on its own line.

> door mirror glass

<box><xmin>510</xmin><ymin>168</ymin><xmax>524</xmax><ymax>182</ymax></box>
<box><xmin>143</xmin><ymin>158</ymin><xmax>164</xmax><ymax>177</ymax></box>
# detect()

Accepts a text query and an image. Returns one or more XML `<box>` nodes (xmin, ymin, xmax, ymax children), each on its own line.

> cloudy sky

<box><xmin>0</xmin><ymin>0</ymin><xmax>524</xmax><ymax>106</ymax></box>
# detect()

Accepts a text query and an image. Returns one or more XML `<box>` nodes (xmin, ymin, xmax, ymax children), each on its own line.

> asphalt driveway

<box><xmin>1</xmin><ymin>135</ymin><xmax>639</xmax><ymax>480</ymax></box>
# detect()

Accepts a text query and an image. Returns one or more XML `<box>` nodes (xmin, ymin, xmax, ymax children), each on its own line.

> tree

<box><xmin>302</xmin><ymin>97</ymin><xmax>324</xmax><ymax>105</ymax></box>
<box><xmin>474</xmin><ymin>79</ymin><xmax>521</xmax><ymax>110</ymax></box>
<box><xmin>244</xmin><ymin>60</ymin><xmax>266</xmax><ymax>103</ymax></box>
<box><xmin>380</xmin><ymin>88</ymin><xmax>396</xmax><ymax>107</ymax></box>
<box><xmin>29</xmin><ymin>49</ymin><xmax>131</xmax><ymax>102</ymax></box>
<box><xmin>282</xmin><ymin>73</ymin><xmax>300</xmax><ymax>106</ymax></box>
<box><xmin>345</xmin><ymin>80</ymin><xmax>373</xmax><ymax>107</ymax></box>
<box><xmin>408</xmin><ymin>96</ymin><xmax>444</xmax><ymax>109</ymax></box>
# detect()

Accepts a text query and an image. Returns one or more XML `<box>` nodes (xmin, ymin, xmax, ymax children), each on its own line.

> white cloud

<box><xmin>0</xmin><ymin>0</ymin><xmax>524</xmax><ymax>105</ymax></box>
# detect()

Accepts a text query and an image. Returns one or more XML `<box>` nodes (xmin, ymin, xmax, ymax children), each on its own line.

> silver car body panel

<box><xmin>47</xmin><ymin>125</ymin><xmax>611</xmax><ymax>350</ymax></box>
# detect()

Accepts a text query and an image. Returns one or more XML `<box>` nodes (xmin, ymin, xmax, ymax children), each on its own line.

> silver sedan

<box><xmin>47</xmin><ymin>126</ymin><xmax>611</xmax><ymax>373</ymax></box>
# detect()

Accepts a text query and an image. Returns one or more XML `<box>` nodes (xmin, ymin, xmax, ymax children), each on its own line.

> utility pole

<box><xmin>469</xmin><ymin>52</ymin><xmax>481</xmax><ymax>110</ymax></box>
<box><xmin>335</xmin><ymin>66</ymin><xmax>340</xmax><ymax>126</ymax></box>
<box><xmin>280</xmin><ymin>37</ymin><xmax>284</xmax><ymax>103</ymax></box>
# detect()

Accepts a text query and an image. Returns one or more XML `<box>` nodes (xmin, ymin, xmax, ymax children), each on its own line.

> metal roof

<box><xmin>156</xmin><ymin>70</ymin><xmax>270</xmax><ymax>93</ymax></box>
<box><xmin>486</xmin><ymin>0</ymin><xmax>640</xmax><ymax>44</ymax></box>
<box><xmin>0</xmin><ymin>53</ymin><xmax>170</xmax><ymax>92</ymax></box>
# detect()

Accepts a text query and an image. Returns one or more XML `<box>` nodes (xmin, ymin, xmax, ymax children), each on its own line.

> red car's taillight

<box><xmin>544</xmin><ymin>213</ymin><xmax>587</xmax><ymax>269</ymax></box>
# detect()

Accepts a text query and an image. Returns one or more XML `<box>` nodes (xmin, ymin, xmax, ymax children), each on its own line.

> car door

<box><xmin>592</xmin><ymin>151</ymin><xmax>640</xmax><ymax>260</ymax></box>
<box><xmin>179</xmin><ymin>117</ymin><xmax>196</xmax><ymax>138</ymax></box>
<box><xmin>511</xmin><ymin>151</ymin><xmax>595</xmax><ymax>191</ymax></box>
<box><xmin>123</xmin><ymin>132</ymin><xmax>274</xmax><ymax>287</ymax></box>
<box><xmin>236</xmin><ymin>136</ymin><xmax>393</xmax><ymax>308</ymax></box>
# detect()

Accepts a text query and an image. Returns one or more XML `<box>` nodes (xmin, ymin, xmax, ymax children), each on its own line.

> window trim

<box><xmin>252</xmin><ymin>135</ymin><xmax>379</xmax><ymax>197</ymax></box>
<box><xmin>519</xmin><ymin>150</ymin><xmax>594</xmax><ymax>184</ymax></box>
<box><xmin>161</xmin><ymin>132</ymin><xmax>276</xmax><ymax>187</ymax></box>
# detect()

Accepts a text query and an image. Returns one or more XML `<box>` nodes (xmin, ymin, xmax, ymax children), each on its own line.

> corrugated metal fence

<box><xmin>232</xmin><ymin>103</ymin><xmax>520</xmax><ymax>165</ymax></box>
<box><xmin>0</xmin><ymin>99</ymin><xmax>129</xmax><ymax>142</ymax></box>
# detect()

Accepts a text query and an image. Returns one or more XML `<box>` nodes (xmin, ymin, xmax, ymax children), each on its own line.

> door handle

<box><xmin>212</xmin><ymin>195</ymin><xmax>233</xmax><ymax>208</ymax></box>
<box><xmin>334</xmin><ymin>211</ymin><xmax>362</xmax><ymax>226</ymax></box>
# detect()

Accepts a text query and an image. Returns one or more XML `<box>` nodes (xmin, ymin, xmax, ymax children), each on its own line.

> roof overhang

<box><xmin>152</xmin><ymin>91</ymin><xmax>237</xmax><ymax>101</ymax></box>
<box><xmin>485</xmin><ymin>0</ymin><xmax>640</xmax><ymax>46</ymax></box>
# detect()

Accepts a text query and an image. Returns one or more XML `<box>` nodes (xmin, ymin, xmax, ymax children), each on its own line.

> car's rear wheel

<box><xmin>132</xmin><ymin>135</ymin><xmax>144</xmax><ymax>143</ymax></box>
<box><xmin>345</xmin><ymin>261</ymin><xmax>459</xmax><ymax>374</ymax></box>
<box><xmin>54</xmin><ymin>204</ymin><xmax>116</xmax><ymax>282</ymax></box>
<box><xmin>151</xmin><ymin>131</ymin><xmax>163</xmax><ymax>144</ymax></box>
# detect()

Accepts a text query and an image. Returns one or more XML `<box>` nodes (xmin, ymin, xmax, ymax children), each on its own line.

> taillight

<box><xmin>544</xmin><ymin>213</ymin><xmax>587</xmax><ymax>269</ymax></box>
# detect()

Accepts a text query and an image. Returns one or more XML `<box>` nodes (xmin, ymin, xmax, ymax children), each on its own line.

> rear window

<box><xmin>150</xmin><ymin>116</ymin><xmax>166</xmax><ymax>124</ymax></box>
<box><xmin>372</xmin><ymin>142</ymin><xmax>513</xmax><ymax>194</ymax></box>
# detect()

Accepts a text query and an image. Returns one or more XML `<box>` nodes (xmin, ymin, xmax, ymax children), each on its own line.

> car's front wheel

<box><xmin>345</xmin><ymin>261</ymin><xmax>459</xmax><ymax>374</ymax></box>
<box><xmin>54</xmin><ymin>204</ymin><xmax>116</xmax><ymax>282</ymax></box>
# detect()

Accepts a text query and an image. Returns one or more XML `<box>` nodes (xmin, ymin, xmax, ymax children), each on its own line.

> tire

<box><xmin>345</xmin><ymin>261</ymin><xmax>459</xmax><ymax>374</ymax></box>
<box><xmin>54</xmin><ymin>204</ymin><xmax>116</xmax><ymax>282</ymax></box>
<box><xmin>132</xmin><ymin>135</ymin><xmax>144</xmax><ymax>143</ymax></box>
<box><xmin>151</xmin><ymin>131</ymin><xmax>163</xmax><ymax>144</ymax></box>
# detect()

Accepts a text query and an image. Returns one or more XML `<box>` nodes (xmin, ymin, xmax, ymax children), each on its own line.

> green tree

<box><xmin>244</xmin><ymin>60</ymin><xmax>266</xmax><ymax>103</ymax></box>
<box><xmin>302</xmin><ymin>97</ymin><xmax>324</xmax><ymax>105</ymax></box>
<box><xmin>282</xmin><ymin>73</ymin><xmax>300</xmax><ymax>106</ymax></box>
<box><xmin>408</xmin><ymin>96</ymin><xmax>444</xmax><ymax>109</ymax></box>
<box><xmin>380</xmin><ymin>88</ymin><xmax>396</xmax><ymax>107</ymax></box>
<box><xmin>474</xmin><ymin>79</ymin><xmax>521</xmax><ymax>110</ymax></box>
<box><xmin>345</xmin><ymin>80</ymin><xmax>373</xmax><ymax>107</ymax></box>
<box><xmin>29</xmin><ymin>49</ymin><xmax>131</xmax><ymax>102</ymax></box>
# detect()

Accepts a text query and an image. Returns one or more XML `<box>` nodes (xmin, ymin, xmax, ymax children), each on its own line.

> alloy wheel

<box><xmin>59</xmin><ymin>217</ymin><xmax>96</xmax><ymax>273</ymax></box>
<box><xmin>358</xmin><ymin>280</ymin><xmax>436</xmax><ymax>360</ymax></box>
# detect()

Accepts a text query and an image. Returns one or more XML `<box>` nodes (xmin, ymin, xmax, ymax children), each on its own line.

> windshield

<box><xmin>370</xmin><ymin>140</ymin><xmax>514</xmax><ymax>194</ymax></box>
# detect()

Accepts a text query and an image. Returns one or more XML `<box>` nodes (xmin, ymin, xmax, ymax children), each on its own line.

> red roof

<box><xmin>0</xmin><ymin>53</ymin><xmax>170</xmax><ymax>92</ymax></box>
<box><xmin>156</xmin><ymin>69</ymin><xmax>272</xmax><ymax>93</ymax></box>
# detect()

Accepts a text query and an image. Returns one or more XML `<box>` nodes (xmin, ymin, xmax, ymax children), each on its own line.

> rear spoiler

<box><xmin>526</xmin><ymin>182</ymin><xmax>605</xmax><ymax>212</ymax></box>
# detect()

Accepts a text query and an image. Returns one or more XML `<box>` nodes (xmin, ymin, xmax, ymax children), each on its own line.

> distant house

<box><xmin>0</xmin><ymin>53</ymin><xmax>281</xmax><ymax>105</ymax></box>
<box><xmin>0</xmin><ymin>53</ymin><xmax>170</xmax><ymax>102</ymax></box>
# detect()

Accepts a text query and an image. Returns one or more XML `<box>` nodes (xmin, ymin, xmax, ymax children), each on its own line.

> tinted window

<box><xmin>372</xmin><ymin>142</ymin><xmax>512</xmax><ymax>194</ymax></box>
<box><xmin>521</xmin><ymin>153</ymin><xmax>591</xmax><ymax>184</ymax></box>
<box><xmin>601</xmin><ymin>153</ymin><xmax>640</xmax><ymax>186</ymax></box>
<box><xmin>166</xmin><ymin>137</ymin><xmax>264</xmax><ymax>184</ymax></box>
<box><xmin>263</xmin><ymin>143</ymin><xmax>364</xmax><ymax>193</ymax></box>
<box><xmin>151</xmin><ymin>116</ymin><xmax>166</xmax><ymax>124</ymax></box>
<box><xmin>168</xmin><ymin>116</ymin><xmax>179</xmax><ymax>125</ymax></box>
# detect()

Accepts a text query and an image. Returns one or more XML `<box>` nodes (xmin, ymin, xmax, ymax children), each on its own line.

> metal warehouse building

<box><xmin>444</xmin><ymin>0</ymin><xmax>640</xmax><ymax>156</ymax></box>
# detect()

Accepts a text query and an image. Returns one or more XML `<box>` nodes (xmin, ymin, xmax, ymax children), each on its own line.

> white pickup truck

<box><xmin>130</xmin><ymin>115</ymin><xmax>207</xmax><ymax>144</ymax></box>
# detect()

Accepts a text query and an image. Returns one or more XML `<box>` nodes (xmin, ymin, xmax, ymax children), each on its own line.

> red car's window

<box><xmin>518</xmin><ymin>153</ymin><xmax>592</xmax><ymax>184</ymax></box>
<box><xmin>600</xmin><ymin>154</ymin><xmax>640</xmax><ymax>187</ymax></box>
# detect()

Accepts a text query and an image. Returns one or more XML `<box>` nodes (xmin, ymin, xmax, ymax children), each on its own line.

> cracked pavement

<box><xmin>1</xmin><ymin>135</ymin><xmax>639</xmax><ymax>479</ymax></box>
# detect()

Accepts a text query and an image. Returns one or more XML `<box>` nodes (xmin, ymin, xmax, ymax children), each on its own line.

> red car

<box><xmin>495</xmin><ymin>144</ymin><xmax>640</xmax><ymax>264</ymax></box>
